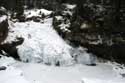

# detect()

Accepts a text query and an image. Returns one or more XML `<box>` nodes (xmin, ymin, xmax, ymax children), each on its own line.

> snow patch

<box><xmin>0</xmin><ymin>55</ymin><xmax>16</xmax><ymax>66</ymax></box>
<box><xmin>71</xmin><ymin>47</ymin><xmax>96</xmax><ymax>65</ymax></box>
<box><xmin>0</xmin><ymin>15</ymin><xmax>7</xmax><ymax>23</ymax></box>
<box><xmin>0</xmin><ymin>55</ymin><xmax>30</xmax><ymax>83</ymax></box>
<box><xmin>0</xmin><ymin>66</ymin><xmax>30</xmax><ymax>83</ymax></box>
<box><xmin>106</xmin><ymin>62</ymin><xmax>125</xmax><ymax>78</ymax></box>
<box><xmin>81</xmin><ymin>78</ymin><xmax>124</xmax><ymax>83</ymax></box>
<box><xmin>55</xmin><ymin>16</ymin><xmax>63</xmax><ymax>21</ymax></box>
<box><xmin>64</xmin><ymin>4</ymin><xmax>76</xmax><ymax>9</ymax></box>
<box><xmin>24</xmin><ymin>9</ymin><xmax>52</xmax><ymax>18</ymax></box>
<box><xmin>13</xmin><ymin>62</ymin><xmax>125</xmax><ymax>83</ymax></box>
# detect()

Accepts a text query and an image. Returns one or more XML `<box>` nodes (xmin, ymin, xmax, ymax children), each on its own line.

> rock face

<box><xmin>0</xmin><ymin>11</ymin><xmax>8</xmax><ymax>44</ymax></box>
<box><xmin>0</xmin><ymin>19</ymin><xmax>8</xmax><ymax>43</ymax></box>
<box><xmin>0</xmin><ymin>38</ymin><xmax>24</xmax><ymax>60</ymax></box>
<box><xmin>0</xmin><ymin>9</ymin><xmax>24</xmax><ymax>60</ymax></box>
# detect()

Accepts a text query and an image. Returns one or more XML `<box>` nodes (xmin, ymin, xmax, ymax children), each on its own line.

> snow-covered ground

<box><xmin>0</xmin><ymin>55</ymin><xmax>30</xmax><ymax>83</ymax></box>
<box><xmin>14</xmin><ymin>62</ymin><xmax>125</xmax><ymax>83</ymax></box>
<box><xmin>0</xmin><ymin>66</ymin><xmax>30</xmax><ymax>83</ymax></box>
<box><xmin>0</xmin><ymin>55</ymin><xmax>125</xmax><ymax>83</ymax></box>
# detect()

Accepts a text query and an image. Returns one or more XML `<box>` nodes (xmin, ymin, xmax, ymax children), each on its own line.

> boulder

<box><xmin>0</xmin><ymin>37</ymin><xmax>24</xmax><ymax>60</ymax></box>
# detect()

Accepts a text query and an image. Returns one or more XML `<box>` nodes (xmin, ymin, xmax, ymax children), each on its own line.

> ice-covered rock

<box><xmin>4</xmin><ymin>8</ymin><xmax>96</xmax><ymax>66</ymax></box>
<box><xmin>0</xmin><ymin>15</ymin><xmax>7</xmax><ymax>23</ymax></box>
<box><xmin>5</xmin><ymin>18</ymin><xmax>74</xmax><ymax>66</ymax></box>
<box><xmin>71</xmin><ymin>47</ymin><xmax>96</xmax><ymax>65</ymax></box>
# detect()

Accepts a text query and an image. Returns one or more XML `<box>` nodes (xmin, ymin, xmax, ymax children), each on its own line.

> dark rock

<box><xmin>0</xmin><ymin>37</ymin><xmax>24</xmax><ymax>60</ymax></box>
<box><xmin>0</xmin><ymin>18</ymin><xmax>8</xmax><ymax>44</ymax></box>
<box><xmin>18</xmin><ymin>15</ymin><xmax>26</xmax><ymax>22</ymax></box>
<box><xmin>121</xmin><ymin>74</ymin><xmax>125</xmax><ymax>77</ymax></box>
<box><xmin>53</xmin><ymin>2</ymin><xmax>125</xmax><ymax>64</ymax></box>
<box><xmin>0</xmin><ymin>66</ymin><xmax>7</xmax><ymax>71</ymax></box>
<box><xmin>55</xmin><ymin>61</ymin><xmax>60</xmax><ymax>66</ymax></box>
<box><xmin>86</xmin><ymin>63</ymin><xmax>97</xmax><ymax>66</ymax></box>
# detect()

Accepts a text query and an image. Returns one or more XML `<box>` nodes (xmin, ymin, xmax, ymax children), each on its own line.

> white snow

<box><xmin>0</xmin><ymin>55</ymin><xmax>125</xmax><ymax>83</ymax></box>
<box><xmin>0</xmin><ymin>55</ymin><xmax>30</xmax><ymax>83</ymax></box>
<box><xmin>81</xmin><ymin>23</ymin><xmax>89</xmax><ymax>29</ymax></box>
<box><xmin>0</xmin><ymin>55</ymin><xmax>16</xmax><ymax>66</ymax></box>
<box><xmin>72</xmin><ymin>47</ymin><xmax>96</xmax><ymax>65</ymax></box>
<box><xmin>81</xmin><ymin>77</ymin><xmax>124</xmax><ymax>83</ymax></box>
<box><xmin>59</xmin><ymin>23</ymin><xmax>71</xmax><ymax>32</ymax></box>
<box><xmin>24</xmin><ymin>9</ymin><xmax>52</xmax><ymax>18</ymax></box>
<box><xmin>0</xmin><ymin>66</ymin><xmax>30</xmax><ymax>83</ymax></box>
<box><xmin>1</xmin><ymin>8</ymin><xmax>125</xmax><ymax>83</ymax></box>
<box><xmin>55</xmin><ymin>16</ymin><xmax>71</xmax><ymax>32</ymax></box>
<box><xmin>55</xmin><ymin>16</ymin><xmax>63</xmax><ymax>21</ymax></box>
<box><xmin>0</xmin><ymin>7</ymin><xmax>6</xmax><ymax>12</ymax></box>
<box><xmin>12</xmin><ymin>62</ymin><xmax>125</xmax><ymax>83</ymax></box>
<box><xmin>64</xmin><ymin>4</ymin><xmax>76</xmax><ymax>9</ymax></box>
<box><xmin>106</xmin><ymin>62</ymin><xmax>125</xmax><ymax>78</ymax></box>
<box><xmin>0</xmin><ymin>15</ymin><xmax>7</xmax><ymax>23</ymax></box>
<box><xmin>62</xmin><ymin>10</ymin><xmax>73</xmax><ymax>16</ymax></box>
<box><xmin>5</xmin><ymin>18</ymin><xmax>74</xmax><ymax>66</ymax></box>
<box><xmin>62</xmin><ymin>4</ymin><xmax>76</xmax><ymax>16</ymax></box>
<box><xmin>5</xmin><ymin>17</ymin><xmax>97</xmax><ymax>66</ymax></box>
